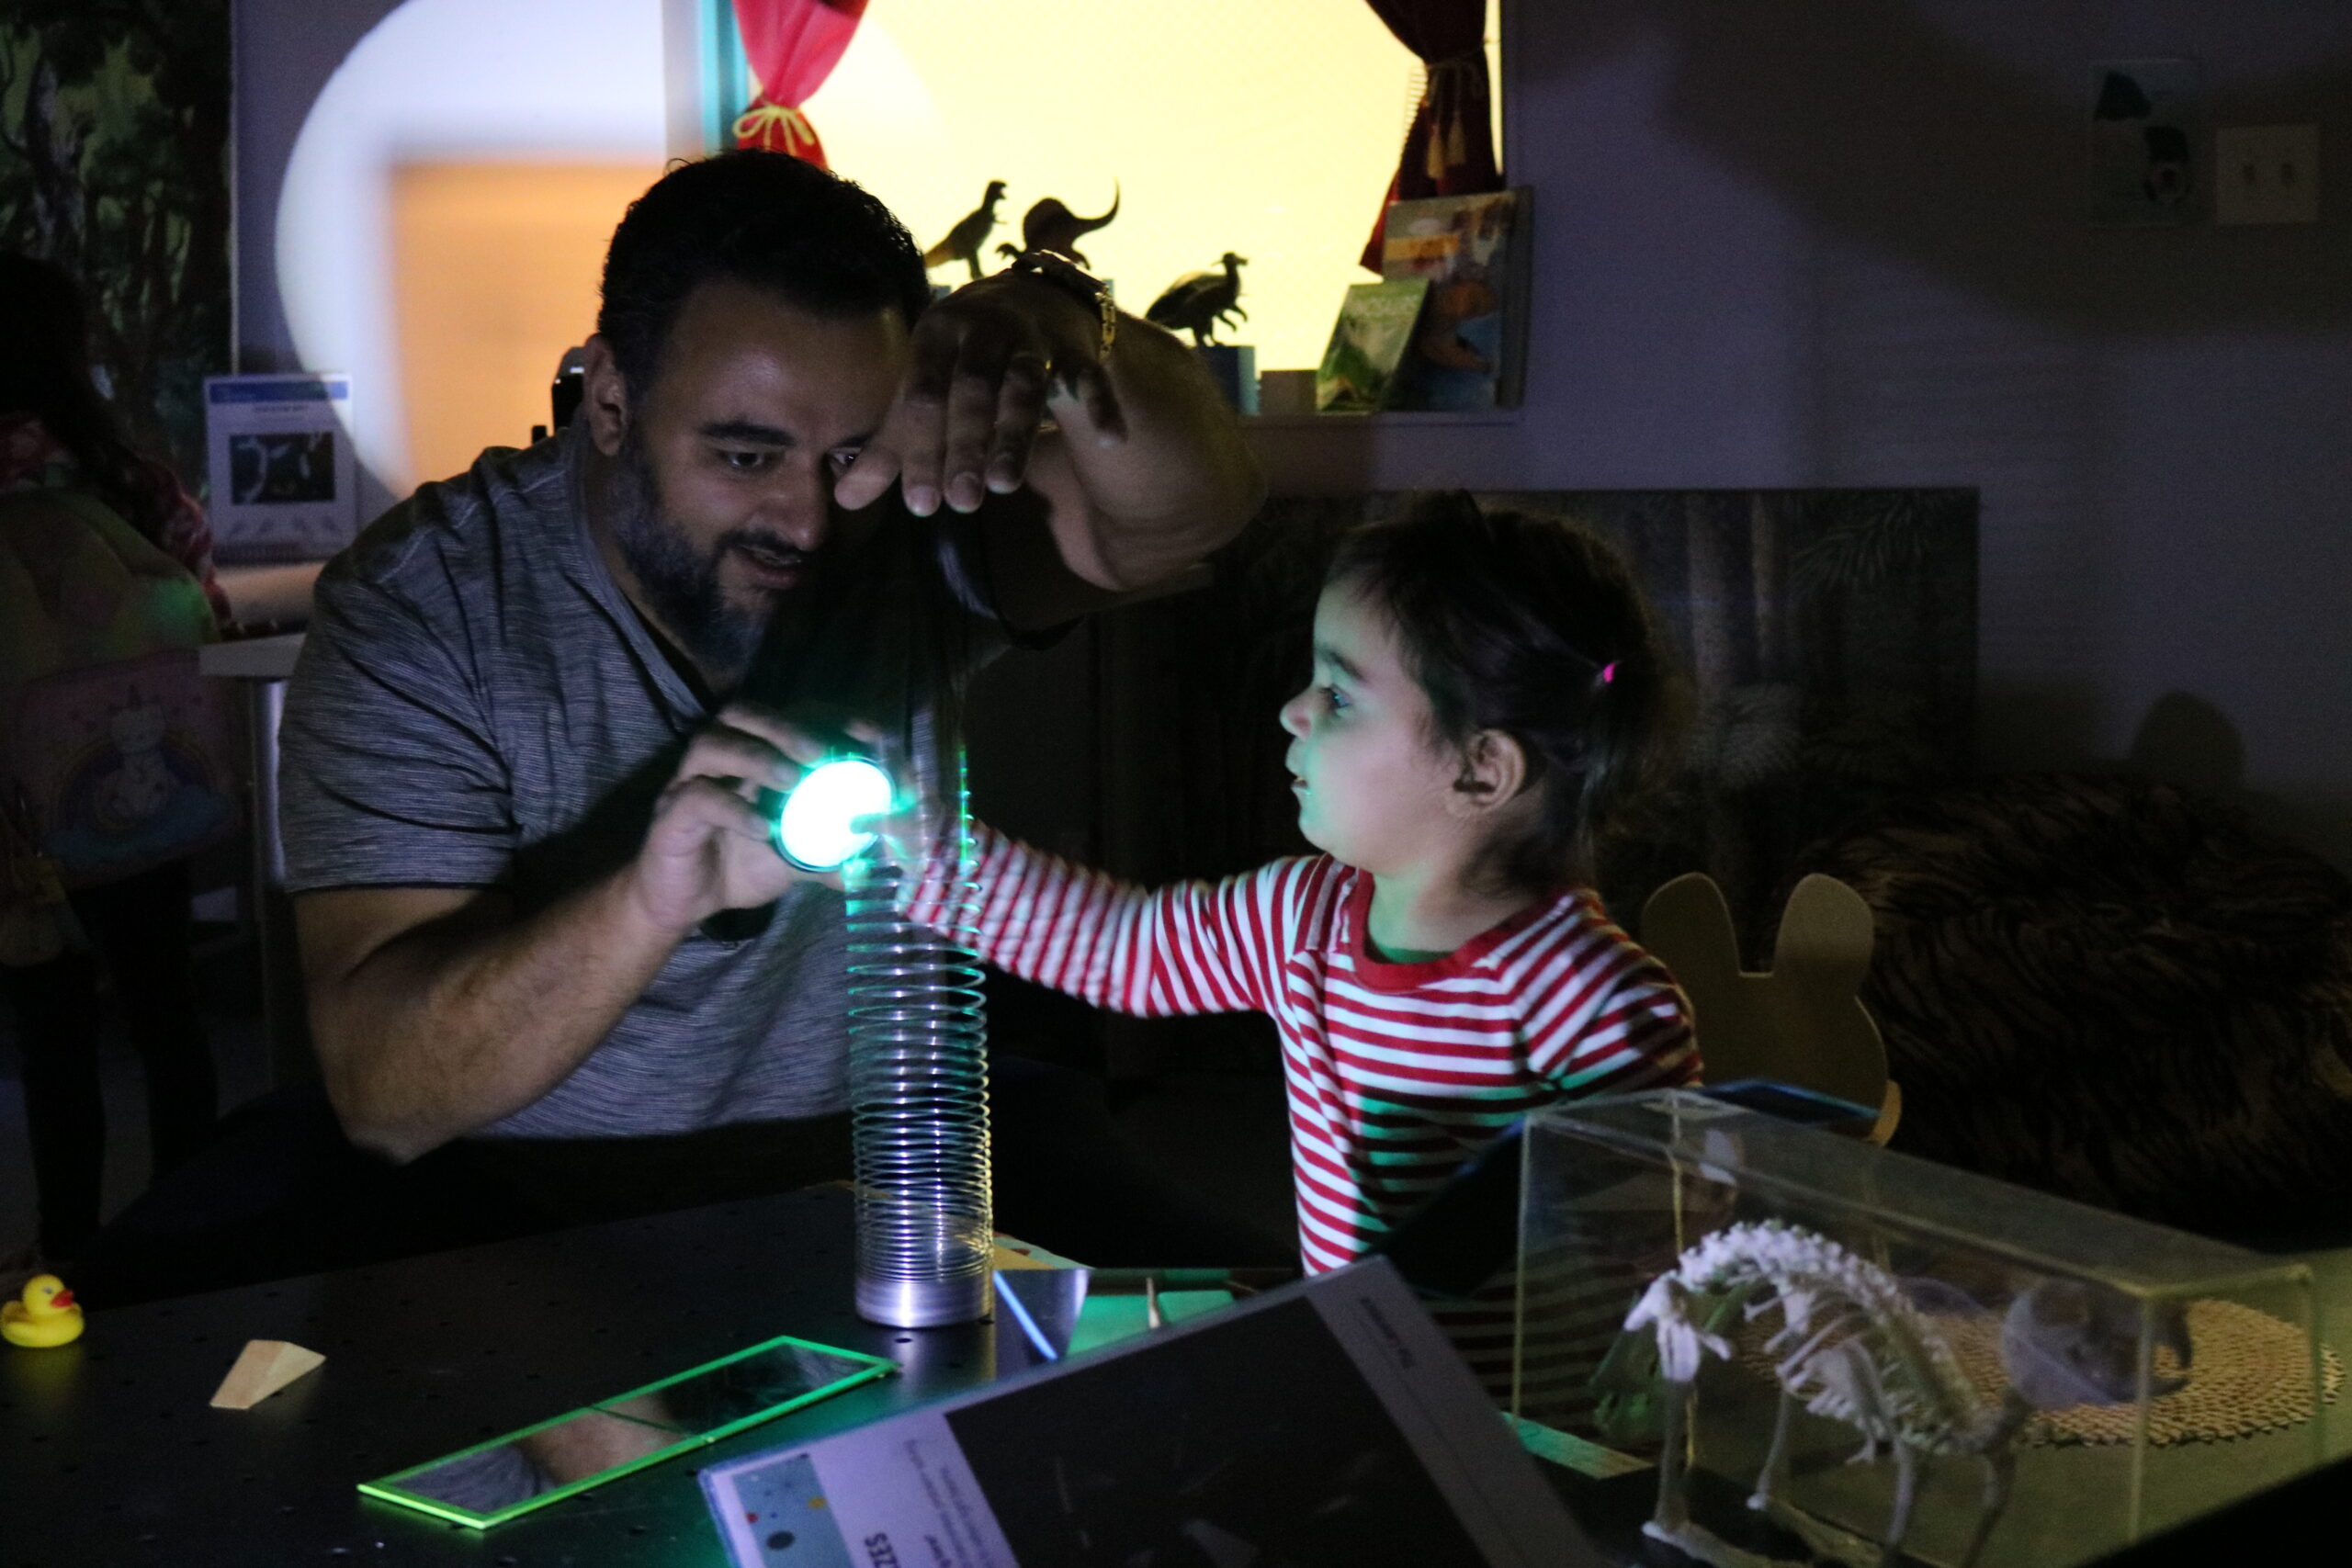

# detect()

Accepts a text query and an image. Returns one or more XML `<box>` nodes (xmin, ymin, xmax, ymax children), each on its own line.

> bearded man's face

<box><xmin>600</xmin><ymin>278</ymin><xmax>909</xmax><ymax>682</ymax></box>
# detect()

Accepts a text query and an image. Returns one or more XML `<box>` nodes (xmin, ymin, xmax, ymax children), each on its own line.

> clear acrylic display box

<box><xmin>1516</xmin><ymin>1090</ymin><xmax>2325</xmax><ymax>1567</ymax></box>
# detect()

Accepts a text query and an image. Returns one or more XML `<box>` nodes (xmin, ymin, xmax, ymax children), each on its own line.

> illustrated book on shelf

<box><xmin>1314</xmin><ymin>276</ymin><xmax>1429</xmax><ymax>412</ymax></box>
<box><xmin>1379</xmin><ymin>187</ymin><xmax>1531</xmax><ymax>411</ymax></box>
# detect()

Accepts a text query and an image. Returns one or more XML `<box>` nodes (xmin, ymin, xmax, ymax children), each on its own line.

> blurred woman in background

<box><xmin>1</xmin><ymin>251</ymin><xmax>231</xmax><ymax>1269</ymax></box>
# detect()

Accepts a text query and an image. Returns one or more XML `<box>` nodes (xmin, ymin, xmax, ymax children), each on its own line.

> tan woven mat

<box><xmin>1945</xmin><ymin>1299</ymin><xmax>2343</xmax><ymax>1447</ymax></box>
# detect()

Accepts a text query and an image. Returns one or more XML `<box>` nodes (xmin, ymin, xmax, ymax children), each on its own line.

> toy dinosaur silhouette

<box><xmin>996</xmin><ymin>185</ymin><xmax>1121</xmax><ymax>266</ymax></box>
<box><xmin>923</xmin><ymin>180</ymin><xmax>1007</xmax><ymax>282</ymax></box>
<box><xmin>1145</xmin><ymin>253</ymin><xmax>1247</xmax><ymax>347</ymax></box>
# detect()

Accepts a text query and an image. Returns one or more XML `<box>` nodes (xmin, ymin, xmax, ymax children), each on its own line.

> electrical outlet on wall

<box><xmin>2214</xmin><ymin>124</ymin><xmax>2320</xmax><ymax>224</ymax></box>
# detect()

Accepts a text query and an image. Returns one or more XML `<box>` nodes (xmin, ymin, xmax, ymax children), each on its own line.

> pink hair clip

<box><xmin>1600</xmin><ymin>661</ymin><xmax>1619</xmax><ymax>686</ymax></box>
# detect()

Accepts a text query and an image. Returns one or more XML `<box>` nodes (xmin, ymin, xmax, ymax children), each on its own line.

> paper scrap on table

<box><xmin>210</xmin><ymin>1339</ymin><xmax>324</xmax><ymax>1409</ymax></box>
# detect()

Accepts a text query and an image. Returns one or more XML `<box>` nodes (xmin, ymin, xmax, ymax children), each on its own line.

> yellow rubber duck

<box><xmin>2</xmin><ymin>1274</ymin><xmax>85</xmax><ymax>1348</ymax></box>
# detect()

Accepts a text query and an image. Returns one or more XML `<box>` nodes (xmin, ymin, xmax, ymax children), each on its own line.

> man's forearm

<box><xmin>1047</xmin><ymin>310</ymin><xmax>1265</xmax><ymax>591</ymax></box>
<box><xmin>303</xmin><ymin>872</ymin><xmax>687</xmax><ymax>1162</ymax></box>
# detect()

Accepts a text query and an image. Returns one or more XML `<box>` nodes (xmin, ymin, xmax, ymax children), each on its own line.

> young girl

<box><xmin>905</xmin><ymin>491</ymin><xmax>1696</xmax><ymax>1378</ymax></box>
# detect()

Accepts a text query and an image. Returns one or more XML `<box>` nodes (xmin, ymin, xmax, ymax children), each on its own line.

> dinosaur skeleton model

<box><xmin>923</xmin><ymin>181</ymin><xmax>1007</xmax><ymax>282</ymax></box>
<box><xmin>1625</xmin><ymin>1222</ymin><xmax>2186</xmax><ymax>1568</ymax></box>
<box><xmin>996</xmin><ymin>186</ymin><xmax>1121</xmax><ymax>266</ymax></box>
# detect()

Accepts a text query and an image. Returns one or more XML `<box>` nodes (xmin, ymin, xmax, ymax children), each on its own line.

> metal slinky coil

<box><xmin>845</xmin><ymin>858</ymin><xmax>993</xmax><ymax>1328</ymax></box>
<box><xmin>741</xmin><ymin>508</ymin><xmax>996</xmax><ymax>1329</ymax></box>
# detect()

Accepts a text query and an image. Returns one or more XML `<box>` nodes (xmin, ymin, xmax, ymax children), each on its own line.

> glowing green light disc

<box><xmin>774</xmin><ymin>757</ymin><xmax>895</xmax><ymax>872</ymax></box>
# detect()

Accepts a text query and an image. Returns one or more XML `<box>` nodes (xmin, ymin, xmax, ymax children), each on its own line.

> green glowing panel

<box><xmin>356</xmin><ymin>1333</ymin><xmax>894</xmax><ymax>1529</ymax></box>
<box><xmin>1063</xmin><ymin>1288</ymin><xmax>1236</xmax><ymax>1357</ymax></box>
<box><xmin>773</xmin><ymin>757</ymin><xmax>894</xmax><ymax>872</ymax></box>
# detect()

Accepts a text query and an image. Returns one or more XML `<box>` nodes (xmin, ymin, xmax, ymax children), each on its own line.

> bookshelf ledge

<box><xmin>1242</xmin><ymin>410</ymin><xmax>1522</xmax><ymax>430</ymax></box>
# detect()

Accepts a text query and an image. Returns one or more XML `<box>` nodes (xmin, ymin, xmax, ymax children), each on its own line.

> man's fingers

<box><xmin>942</xmin><ymin>335</ymin><xmax>1014</xmax><ymax>513</ymax></box>
<box><xmin>658</xmin><ymin>775</ymin><xmax>778</xmax><ymax>843</ymax></box>
<box><xmin>844</xmin><ymin>289</ymin><xmax>1117</xmax><ymax>513</ymax></box>
<box><xmin>713</xmin><ymin>705</ymin><xmax>831</xmax><ymax>767</ymax></box>
<box><xmin>1057</xmin><ymin>357</ymin><xmax>1127</xmax><ymax>443</ymax></box>
<box><xmin>888</xmin><ymin>378</ymin><xmax>952</xmax><ymax>519</ymax></box>
<box><xmin>833</xmin><ymin>441</ymin><xmax>904</xmax><ymax>512</ymax></box>
<box><xmin>675</xmin><ymin>727</ymin><xmax>795</xmax><ymax>796</ymax></box>
<box><xmin>985</xmin><ymin>352</ymin><xmax>1050</xmax><ymax>494</ymax></box>
<box><xmin>664</xmin><ymin>779</ymin><xmax>842</xmax><ymax>891</ymax></box>
<box><xmin>906</xmin><ymin>324</ymin><xmax>961</xmax><ymax>407</ymax></box>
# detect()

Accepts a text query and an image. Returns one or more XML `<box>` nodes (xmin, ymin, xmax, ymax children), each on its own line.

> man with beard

<box><xmin>254</xmin><ymin>152</ymin><xmax>1262</xmax><ymax>1256</ymax></box>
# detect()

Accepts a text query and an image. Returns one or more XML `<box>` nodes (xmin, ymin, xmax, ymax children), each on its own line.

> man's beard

<box><xmin>607</xmin><ymin>430</ymin><xmax>801</xmax><ymax>680</ymax></box>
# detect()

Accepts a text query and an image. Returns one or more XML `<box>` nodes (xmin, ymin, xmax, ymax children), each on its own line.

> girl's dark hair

<box><xmin>1327</xmin><ymin>491</ymin><xmax>1680</xmax><ymax>892</ymax></box>
<box><xmin>0</xmin><ymin>252</ymin><xmax>174</xmax><ymax>541</ymax></box>
<box><xmin>598</xmin><ymin>151</ymin><xmax>932</xmax><ymax>401</ymax></box>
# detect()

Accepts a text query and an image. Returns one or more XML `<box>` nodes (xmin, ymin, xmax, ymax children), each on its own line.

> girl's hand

<box><xmin>836</xmin><ymin>721</ymin><xmax>937</xmax><ymax>875</ymax></box>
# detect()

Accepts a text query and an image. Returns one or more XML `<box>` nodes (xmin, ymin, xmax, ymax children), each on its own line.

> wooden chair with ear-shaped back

<box><xmin>1639</xmin><ymin>872</ymin><xmax>1902</xmax><ymax>1145</ymax></box>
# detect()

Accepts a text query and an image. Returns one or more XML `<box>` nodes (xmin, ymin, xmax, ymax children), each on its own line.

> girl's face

<box><xmin>1279</xmin><ymin>583</ymin><xmax>1464</xmax><ymax>874</ymax></box>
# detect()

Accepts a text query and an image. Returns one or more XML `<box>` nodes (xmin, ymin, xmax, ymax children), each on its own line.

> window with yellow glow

<box><xmin>715</xmin><ymin>0</ymin><xmax>1503</xmax><ymax>374</ymax></box>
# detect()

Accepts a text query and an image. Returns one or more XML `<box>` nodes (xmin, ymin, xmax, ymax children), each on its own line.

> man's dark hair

<box><xmin>1327</xmin><ymin>492</ymin><xmax>1683</xmax><ymax>892</ymax></box>
<box><xmin>597</xmin><ymin>152</ymin><xmax>931</xmax><ymax>400</ymax></box>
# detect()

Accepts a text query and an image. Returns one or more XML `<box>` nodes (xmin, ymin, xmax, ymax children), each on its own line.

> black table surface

<box><xmin>2</xmin><ymin>1187</ymin><xmax>1002</xmax><ymax>1567</ymax></box>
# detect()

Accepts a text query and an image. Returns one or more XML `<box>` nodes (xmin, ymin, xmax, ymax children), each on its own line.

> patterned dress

<box><xmin>0</xmin><ymin>412</ymin><xmax>232</xmax><ymax>627</ymax></box>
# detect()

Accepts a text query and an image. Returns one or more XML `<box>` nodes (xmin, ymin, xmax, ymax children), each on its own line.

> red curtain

<box><xmin>729</xmin><ymin>0</ymin><xmax>870</xmax><ymax>167</ymax></box>
<box><xmin>1358</xmin><ymin>0</ymin><xmax>1502</xmax><ymax>270</ymax></box>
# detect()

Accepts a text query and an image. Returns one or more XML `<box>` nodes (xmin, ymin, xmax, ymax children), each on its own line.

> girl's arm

<box><xmin>1523</xmin><ymin>931</ymin><xmax>1701</xmax><ymax>1097</ymax></box>
<box><xmin>902</xmin><ymin>824</ymin><xmax>1313</xmax><ymax>1018</ymax></box>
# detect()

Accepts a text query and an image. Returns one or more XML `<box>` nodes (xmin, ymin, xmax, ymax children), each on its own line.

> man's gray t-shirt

<box><xmin>278</xmin><ymin>428</ymin><xmax>996</xmax><ymax>1140</ymax></box>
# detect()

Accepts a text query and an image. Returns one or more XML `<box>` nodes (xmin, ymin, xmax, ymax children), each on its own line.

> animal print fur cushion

<box><xmin>1799</xmin><ymin>774</ymin><xmax>2352</xmax><ymax>1238</ymax></box>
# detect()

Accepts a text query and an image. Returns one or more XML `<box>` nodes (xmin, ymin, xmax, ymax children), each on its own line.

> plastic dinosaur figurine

<box><xmin>995</xmin><ymin>185</ymin><xmax>1121</xmax><ymax>266</ymax></box>
<box><xmin>1145</xmin><ymin>253</ymin><xmax>1247</xmax><ymax>346</ymax></box>
<box><xmin>1625</xmin><ymin>1222</ymin><xmax>2186</xmax><ymax>1568</ymax></box>
<box><xmin>923</xmin><ymin>180</ymin><xmax>1007</xmax><ymax>282</ymax></box>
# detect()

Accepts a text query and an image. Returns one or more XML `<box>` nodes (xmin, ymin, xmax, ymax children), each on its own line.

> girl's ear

<box><xmin>1448</xmin><ymin>729</ymin><xmax>1530</xmax><ymax>820</ymax></box>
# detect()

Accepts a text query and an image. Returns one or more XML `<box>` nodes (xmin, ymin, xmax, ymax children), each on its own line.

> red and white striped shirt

<box><xmin>913</xmin><ymin>827</ymin><xmax>1698</xmax><ymax>1280</ymax></box>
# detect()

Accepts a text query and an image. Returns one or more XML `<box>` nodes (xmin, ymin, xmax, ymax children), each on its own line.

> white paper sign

<box><xmin>204</xmin><ymin>373</ymin><xmax>358</xmax><ymax>562</ymax></box>
<box><xmin>701</xmin><ymin>1259</ymin><xmax>1595</xmax><ymax>1568</ymax></box>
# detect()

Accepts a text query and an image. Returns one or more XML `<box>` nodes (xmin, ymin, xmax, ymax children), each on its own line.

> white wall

<box><xmin>239</xmin><ymin>1</ymin><xmax>2352</xmax><ymax>862</ymax></box>
<box><xmin>233</xmin><ymin>0</ymin><xmax>666</xmax><ymax>505</ymax></box>
<box><xmin>1252</xmin><ymin>2</ymin><xmax>2352</xmax><ymax>864</ymax></box>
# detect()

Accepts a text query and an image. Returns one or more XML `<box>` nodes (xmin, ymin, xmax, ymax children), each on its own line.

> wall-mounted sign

<box><xmin>203</xmin><ymin>374</ymin><xmax>358</xmax><ymax>562</ymax></box>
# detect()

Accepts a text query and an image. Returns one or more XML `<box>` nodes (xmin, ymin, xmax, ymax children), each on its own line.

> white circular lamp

<box><xmin>772</xmin><ymin>757</ymin><xmax>895</xmax><ymax>873</ymax></box>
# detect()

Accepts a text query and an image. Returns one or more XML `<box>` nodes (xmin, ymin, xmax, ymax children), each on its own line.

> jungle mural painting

<box><xmin>0</xmin><ymin>0</ymin><xmax>232</xmax><ymax>491</ymax></box>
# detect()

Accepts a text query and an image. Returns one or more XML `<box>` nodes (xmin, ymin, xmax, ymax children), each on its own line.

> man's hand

<box><xmin>302</xmin><ymin>706</ymin><xmax>857</xmax><ymax>1161</ymax></box>
<box><xmin>625</xmin><ymin>705</ymin><xmax>831</xmax><ymax>934</ymax></box>
<box><xmin>834</xmin><ymin>272</ymin><xmax>1124</xmax><ymax>520</ymax></box>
